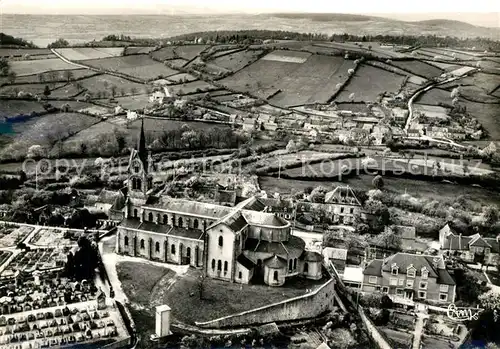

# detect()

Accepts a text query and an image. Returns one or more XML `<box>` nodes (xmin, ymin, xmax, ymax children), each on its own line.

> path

<box><xmin>412</xmin><ymin>312</ymin><xmax>429</xmax><ymax>349</ymax></box>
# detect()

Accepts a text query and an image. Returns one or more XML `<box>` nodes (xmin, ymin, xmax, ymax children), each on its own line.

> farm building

<box><xmin>391</xmin><ymin>107</ymin><xmax>409</xmax><ymax>123</ymax></box>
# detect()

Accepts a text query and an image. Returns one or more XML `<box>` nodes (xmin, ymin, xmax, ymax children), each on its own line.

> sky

<box><xmin>0</xmin><ymin>0</ymin><xmax>499</xmax><ymax>26</ymax></box>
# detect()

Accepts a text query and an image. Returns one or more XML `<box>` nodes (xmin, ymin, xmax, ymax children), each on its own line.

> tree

<box><xmin>110</xmin><ymin>85</ymin><xmax>117</xmax><ymax>98</ymax></box>
<box><xmin>310</xmin><ymin>186</ymin><xmax>328</xmax><ymax>203</ymax></box>
<box><xmin>47</xmin><ymin>38</ymin><xmax>69</xmax><ymax>49</ymax></box>
<box><xmin>63</xmin><ymin>70</ymin><xmax>74</xmax><ymax>82</ymax></box>
<box><xmin>7</xmin><ymin>71</ymin><xmax>16</xmax><ymax>84</ymax></box>
<box><xmin>372</xmin><ymin>175</ymin><xmax>384</xmax><ymax>190</ymax></box>
<box><xmin>37</xmin><ymin>73</ymin><xmax>45</xmax><ymax>83</ymax></box>
<box><xmin>43</xmin><ymin>85</ymin><xmax>51</xmax><ymax>98</ymax></box>
<box><xmin>286</xmin><ymin>139</ymin><xmax>297</xmax><ymax>153</ymax></box>
<box><xmin>372</xmin><ymin>228</ymin><xmax>401</xmax><ymax>251</ymax></box>
<box><xmin>364</xmin><ymin>199</ymin><xmax>390</xmax><ymax>232</ymax></box>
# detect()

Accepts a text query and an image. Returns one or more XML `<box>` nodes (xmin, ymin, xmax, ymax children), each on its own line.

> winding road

<box><xmin>404</xmin><ymin>73</ymin><xmax>473</xmax><ymax>149</ymax></box>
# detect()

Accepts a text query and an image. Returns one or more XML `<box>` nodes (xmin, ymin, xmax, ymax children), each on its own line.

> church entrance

<box><xmin>186</xmin><ymin>247</ymin><xmax>191</xmax><ymax>266</ymax></box>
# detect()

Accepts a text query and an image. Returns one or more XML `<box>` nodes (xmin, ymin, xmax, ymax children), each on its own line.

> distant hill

<box><xmin>261</xmin><ymin>13</ymin><xmax>500</xmax><ymax>39</ymax></box>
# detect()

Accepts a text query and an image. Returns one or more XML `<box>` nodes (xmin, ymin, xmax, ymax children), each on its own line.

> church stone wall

<box><xmin>195</xmin><ymin>277</ymin><xmax>337</xmax><ymax>328</ymax></box>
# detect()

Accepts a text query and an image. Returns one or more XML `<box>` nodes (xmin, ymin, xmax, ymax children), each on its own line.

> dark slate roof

<box><xmin>469</xmin><ymin>235</ymin><xmax>493</xmax><ymax>248</ymax></box>
<box><xmin>244</xmin><ymin>235</ymin><xmax>305</xmax><ymax>257</ymax></box>
<box><xmin>119</xmin><ymin>218</ymin><xmax>204</xmax><ymax>240</ymax></box>
<box><xmin>485</xmin><ymin>238</ymin><xmax>500</xmax><ymax>253</ymax></box>
<box><xmin>216</xmin><ymin>190</ymin><xmax>237</xmax><ymax>205</ymax></box>
<box><xmin>237</xmin><ymin>254</ymin><xmax>255</xmax><ymax>270</ymax></box>
<box><xmin>264</xmin><ymin>255</ymin><xmax>287</xmax><ymax>269</ymax></box>
<box><xmin>437</xmin><ymin>269</ymin><xmax>456</xmax><ymax>285</ymax></box>
<box><xmin>442</xmin><ymin>235</ymin><xmax>471</xmax><ymax>251</ymax></box>
<box><xmin>97</xmin><ymin>190</ymin><xmax>120</xmax><ymax>205</ymax></box>
<box><xmin>381</xmin><ymin>253</ymin><xmax>439</xmax><ymax>278</ymax></box>
<box><xmin>324</xmin><ymin>186</ymin><xmax>361</xmax><ymax>206</ymax></box>
<box><xmin>300</xmin><ymin>251</ymin><xmax>323</xmax><ymax>262</ymax></box>
<box><xmin>363</xmin><ymin>259</ymin><xmax>383</xmax><ymax>277</ymax></box>
<box><xmin>223</xmin><ymin>211</ymin><xmax>248</xmax><ymax>232</ymax></box>
<box><xmin>241</xmin><ymin>197</ymin><xmax>267</xmax><ymax>212</ymax></box>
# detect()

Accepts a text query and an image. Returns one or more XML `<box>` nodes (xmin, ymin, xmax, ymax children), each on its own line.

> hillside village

<box><xmin>0</xmin><ymin>27</ymin><xmax>500</xmax><ymax>349</ymax></box>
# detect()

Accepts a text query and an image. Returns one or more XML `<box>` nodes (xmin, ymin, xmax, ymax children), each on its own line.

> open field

<box><xmin>415</xmin><ymin>88</ymin><xmax>454</xmax><ymax>106</ymax></box>
<box><xmin>463</xmin><ymin>101</ymin><xmax>500</xmax><ymax>140</ymax></box>
<box><xmin>9</xmin><ymin>58</ymin><xmax>80</xmax><ymax>76</ymax></box>
<box><xmin>335</xmin><ymin>64</ymin><xmax>406</xmax><ymax>102</ymax></box>
<box><xmin>83</xmin><ymin>55</ymin><xmax>179</xmax><ymax>80</ymax></box>
<box><xmin>424</xmin><ymin>60</ymin><xmax>463</xmax><ymax>72</ymax></box>
<box><xmin>0</xmin><ymin>100</ymin><xmax>45</xmax><ymax>117</ymax></box>
<box><xmin>259</xmin><ymin>174</ymin><xmax>500</xmax><ymax>206</ymax></box>
<box><xmin>390</xmin><ymin>60</ymin><xmax>442</xmax><ymax>79</ymax></box>
<box><xmin>166</xmin><ymin>73</ymin><xmax>198</xmax><ymax>83</ymax></box>
<box><xmin>174</xmin><ymin>45</ymin><xmax>208</xmax><ymax>60</ymax></box>
<box><xmin>0</xmin><ymin>68</ymin><xmax>100</xmax><ymax>85</ymax></box>
<box><xmin>150</xmin><ymin>46</ymin><xmax>177</xmax><ymax>61</ymax></box>
<box><xmin>50</xmin><ymin>83</ymin><xmax>86</xmax><ymax>98</ymax></box>
<box><xmin>169</xmin><ymin>80</ymin><xmax>217</xmax><ymax>95</ymax></box>
<box><xmin>211</xmin><ymin>49</ymin><xmax>264</xmax><ymax>72</ymax></box>
<box><xmin>98</xmin><ymin>94</ymin><xmax>152</xmax><ymax>110</ymax></box>
<box><xmin>221</xmin><ymin>51</ymin><xmax>355</xmax><ymax>107</ymax></box>
<box><xmin>1</xmin><ymin>112</ymin><xmax>98</xmax><ymax>159</ymax></box>
<box><xmin>441</xmin><ymin>72</ymin><xmax>500</xmax><ymax>94</ymax></box>
<box><xmin>165</xmin><ymin>58</ymin><xmax>189</xmax><ymax>69</ymax></box>
<box><xmin>63</xmin><ymin>120</ymin><xmax>122</xmax><ymax>144</ymax></box>
<box><xmin>315</xmin><ymin>42</ymin><xmax>403</xmax><ymax>58</ymax></box>
<box><xmin>124</xmin><ymin>46</ymin><xmax>156</xmax><ymax>55</ymax></box>
<box><xmin>0</xmin><ymin>48</ymin><xmax>52</xmax><ymax>57</ymax></box>
<box><xmin>79</xmin><ymin>74</ymin><xmax>147</xmax><ymax>96</ymax></box>
<box><xmin>0</xmin><ymin>82</ymin><xmax>66</xmax><ymax>96</ymax></box>
<box><xmin>55</xmin><ymin>47</ymin><xmax>124</xmax><ymax>60</ymax></box>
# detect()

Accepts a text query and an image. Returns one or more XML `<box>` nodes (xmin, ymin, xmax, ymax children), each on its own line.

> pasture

<box><xmin>49</xmin><ymin>83</ymin><xmax>84</xmax><ymax>98</ymax></box>
<box><xmin>211</xmin><ymin>49</ymin><xmax>264</xmax><ymax>72</ymax></box>
<box><xmin>221</xmin><ymin>51</ymin><xmax>356</xmax><ymax>107</ymax></box>
<box><xmin>168</xmin><ymin>80</ymin><xmax>217</xmax><ymax>95</ymax></box>
<box><xmin>165</xmin><ymin>58</ymin><xmax>189</xmax><ymax>69</ymax></box>
<box><xmin>1</xmin><ymin>68</ymin><xmax>101</xmax><ymax>85</ymax></box>
<box><xmin>55</xmin><ymin>47</ymin><xmax>124</xmax><ymax>61</ymax></box>
<box><xmin>424</xmin><ymin>60</ymin><xmax>463</xmax><ymax>72</ymax></box>
<box><xmin>78</xmin><ymin>74</ymin><xmax>146</xmax><ymax>96</ymax></box>
<box><xmin>440</xmin><ymin>72</ymin><xmax>500</xmax><ymax>94</ymax></box>
<box><xmin>166</xmin><ymin>73</ymin><xmax>198</xmax><ymax>83</ymax></box>
<box><xmin>64</xmin><ymin>120</ymin><xmax>122</xmax><ymax>144</ymax></box>
<box><xmin>0</xmin><ymin>48</ymin><xmax>52</xmax><ymax>57</ymax></box>
<box><xmin>9</xmin><ymin>58</ymin><xmax>80</xmax><ymax>76</ymax></box>
<box><xmin>174</xmin><ymin>45</ymin><xmax>208</xmax><ymax>60</ymax></box>
<box><xmin>150</xmin><ymin>46</ymin><xmax>177</xmax><ymax>61</ymax></box>
<box><xmin>124</xmin><ymin>46</ymin><xmax>156</xmax><ymax>55</ymax></box>
<box><xmin>335</xmin><ymin>64</ymin><xmax>406</xmax><ymax>103</ymax></box>
<box><xmin>0</xmin><ymin>82</ymin><xmax>66</xmax><ymax>96</ymax></box>
<box><xmin>100</xmin><ymin>94</ymin><xmax>152</xmax><ymax>110</ymax></box>
<box><xmin>390</xmin><ymin>60</ymin><xmax>442</xmax><ymax>79</ymax></box>
<box><xmin>83</xmin><ymin>55</ymin><xmax>179</xmax><ymax>80</ymax></box>
<box><xmin>415</xmin><ymin>88</ymin><xmax>453</xmax><ymax>106</ymax></box>
<box><xmin>0</xmin><ymin>100</ymin><xmax>45</xmax><ymax>117</ymax></box>
<box><xmin>463</xmin><ymin>101</ymin><xmax>500</xmax><ymax>140</ymax></box>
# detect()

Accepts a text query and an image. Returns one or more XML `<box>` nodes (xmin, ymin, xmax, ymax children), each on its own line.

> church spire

<box><xmin>138</xmin><ymin>118</ymin><xmax>147</xmax><ymax>169</ymax></box>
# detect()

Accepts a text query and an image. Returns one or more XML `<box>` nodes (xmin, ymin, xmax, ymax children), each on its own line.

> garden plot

<box><xmin>413</xmin><ymin>104</ymin><xmax>450</xmax><ymax>120</ymax></box>
<box><xmin>55</xmin><ymin>47</ymin><xmax>123</xmax><ymax>61</ymax></box>
<box><xmin>83</xmin><ymin>55</ymin><xmax>179</xmax><ymax>80</ymax></box>
<box><xmin>0</xmin><ymin>225</ymin><xmax>34</xmax><ymax>248</ymax></box>
<box><xmin>9</xmin><ymin>59</ymin><xmax>80</xmax><ymax>76</ymax></box>
<box><xmin>335</xmin><ymin>64</ymin><xmax>406</xmax><ymax>103</ymax></box>
<box><xmin>29</xmin><ymin>228</ymin><xmax>79</xmax><ymax>246</ymax></box>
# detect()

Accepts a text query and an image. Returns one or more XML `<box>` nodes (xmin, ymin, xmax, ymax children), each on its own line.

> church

<box><xmin>114</xmin><ymin>121</ymin><xmax>323</xmax><ymax>287</ymax></box>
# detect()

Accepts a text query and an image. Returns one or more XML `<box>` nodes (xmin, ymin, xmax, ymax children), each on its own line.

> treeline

<box><xmin>101</xmin><ymin>34</ymin><xmax>133</xmax><ymax>42</ymax></box>
<box><xmin>0</xmin><ymin>33</ymin><xmax>37</xmax><ymax>48</ymax></box>
<box><xmin>167</xmin><ymin>29</ymin><xmax>500</xmax><ymax>52</ymax></box>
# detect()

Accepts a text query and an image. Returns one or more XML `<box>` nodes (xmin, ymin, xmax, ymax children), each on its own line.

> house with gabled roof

<box><xmin>439</xmin><ymin>223</ymin><xmax>499</xmax><ymax>265</ymax></box>
<box><xmin>363</xmin><ymin>252</ymin><xmax>456</xmax><ymax>305</ymax></box>
<box><xmin>323</xmin><ymin>186</ymin><xmax>363</xmax><ymax>225</ymax></box>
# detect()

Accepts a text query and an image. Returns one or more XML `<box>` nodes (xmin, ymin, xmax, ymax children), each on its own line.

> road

<box><xmin>404</xmin><ymin>74</ymin><xmax>470</xmax><ymax>149</ymax></box>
